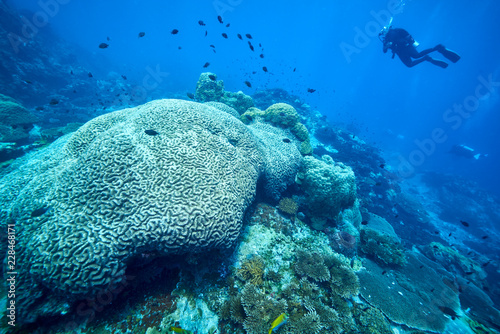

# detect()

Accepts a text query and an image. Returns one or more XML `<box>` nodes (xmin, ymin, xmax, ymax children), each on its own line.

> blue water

<box><xmin>10</xmin><ymin>0</ymin><xmax>500</xmax><ymax>195</ymax></box>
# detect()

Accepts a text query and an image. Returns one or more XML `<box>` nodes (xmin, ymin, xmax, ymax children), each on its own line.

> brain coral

<box><xmin>296</xmin><ymin>155</ymin><xmax>356</xmax><ymax>218</ymax></box>
<box><xmin>247</xmin><ymin>120</ymin><xmax>303</xmax><ymax>200</ymax></box>
<box><xmin>0</xmin><ymin>99</ymin><xmax>265</xmax><ymax>323</ymax></box>
<box><xmin>204</xmin><ymin>101</ymin><xmax>240</xmax><ymax>118</ymax></box>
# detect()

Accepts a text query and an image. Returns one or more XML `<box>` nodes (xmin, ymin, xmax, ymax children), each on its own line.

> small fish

<box><xmin>381</xmin><ymin>270</ymin><xmax>387</xmax><ymax>275</ymax></box>
<box><xmin>419</xmin><ymin>265</ymin><xmax>424</xmax><ymax>269</ymax></box>
<box><xmin>121</xmin><ymin>75</ymin><xmax>127</xmax><ymax>80</ymax></box>
<box><xmin>259</xmin><ymin>43</ymin><xmax>262</xmax><ymax>47</ymax></box>
<box><xmin>186</xmin><ymin>93</ymin><xmax>195</xmax><ymax>99</ymax></box>
<box><xmin>248</xmin><ymin>41</ymin><xmax>254</xmax><ymax>51</ymax></box>
<box><xmin>293</xmin><ymin>67</ymin><xmax>296</xmax><ymax>72</ymax></box>
<box><xmin>70</xmin><ymin>70</ymin><xmax>74</xmax><ymax>75</ymax></box>
<box><xmin>88</xmin><ymin>72</ymin><xmax>93</xmax><ymax>78</ymax></box>
<box><xmin>138</xmin><ymin>32</ymin><xmax>145</xmax><ymax>38</ymax></box>
<box><xmin>107</xmin><ymin>36</ymin><xmax>110</xmax><ymax>41</ymax></box>
<box><xmin>465</xmin><ymin>271</ymin><xmax>474</xmax><ymax>275</ymax></box>
<box><xmin>481</xmin><ymin>235</ymin><xmax>488</xmax><ymax>239</ymax></box>
<box><xmin>237</xmin><ymin>33</ymin><xmax>242</xmax><ymax>40</ymax></box>
<box><xmin>379</xmin><ymin>163</ymin><xmax>386</xmax><ymax>168</ymax></box>
<box><xmin>269</xmin><ymin>313</ymin><xmax>287</xmax><ymax>334</ymax></box>
<box><xmin>208</xmin><ymin>74</ymin><xmax>216</xmax><ymax>81</ymax></box>
<box><xmin>433</xmin><ymin>245</ymin><xmax>439</xmax><ymax>249</ymax></box>
<box><xmin>178</xmin><ymin>46</ymin><xmax>182</xmax><ymax>50</ymax></box>
<box><xmin>22</xmin><ymin>79</ymin><xmax>32</xmax><ymax>84</ymax></box>
<box><xmin>245</xmin><ymin>33</ymin><xmax>253</xmax><ymax>39</ymax></box>
<box><xmin>217</xmin><ymin>15</ymin><xmax>223</xmax><ymax>24</ymax></box>
<box><xmin>203</xmin><ymin>62</ymin><xmax>210</xmax><ymax>68</ymax></box>
<box><xmin>434</xmin><ymin>231</ymin><xmax>440</xmax><ymax>234</ymax></box>
<box><xmin>262</xmin><ymin>66</ymin><xmax>268</xmax><ymax>72</ymax></box>
<box><xmin>244</xmin><ymin>81</ymin><xmax>252</xmax><ymax>87</ymax></box>
<box><xmin>99</xmin><ymin>43</ymin><xmax>109</xmax><ymax>49</ymax></box>
<box><xmin>226</xmin><ymin>23</ymin><xmax>230</xmax><ymax>27</ymax></box>
<box><xmin>438</xmin><ymin>306</ymin><xmax>460</xmax><ymax>320</ymax></box>
<box><xmin>49</xmin><ymin>98</ymin><xmax>59</xmax><ymax>105</ymax></box>
<box><xmin>252</xmin><ymin>71</ymin><xmax>257</xmax><ymax>74</ymax></box>
<box><xmin>31</xmin><ymin>207</ymin><xmax>49</xmax><ymax>217</ymax></box>
<box><xmin>449</xmin><ymin>233</ymin><xmax>452</xmax><ymax>237</ymax></box>
<box><xmin>210</xmin><ymin>44</ymin><xmax>215</xmax><ymax>48</ymax></box>
<box><xmin>198</xmin><ymin>20</ymin><xmax>206</xmax><ymax>26</ymax></box>
<box><xmin>144</xmin><ymin>129</ymin><xmax>159</xmax><ymax>136</ymax></box>
<box><xmin>260</xmin><ymin>54</ymin><xmax>264</xmax><ymax>58</ymax></box>
<box><xmin>307</xmin><ymin>88</ymin><xmax>316</xmax><ymax>93</ymax></box>
<box><xmin>362</xmin><ymin>307</ymin><xmax>370</xmax><ymax>312</ymax></box>
<box><xmin>205</xmin><ymin>30</ymin><xmax>208</xmax><ymax>37</ymax></box>
<box><xmin>460</xmin><ymin>220</ymin><xmax>469</xmax><ymax>227</ymax></box>
<box><xmin>430</xmin><ymin>288</ymin><xmax>435</xmax><ymax>292</ymax></box>
<box><xmin>361</xmin><ymin>220</ymin><xmax>368</xmax><ymax>225</ymax></box>
<box><xmin>481</xmin><ymin>260</ymin><xmax>491</xmax><ymax>268</ymax></box>
<box><xmin>171</xmin><ymin>29</ymin><xmax>179</xmax><ymax>34</ymax></box>
<box><xmin>169</xmin><ymin>327</ymin><xmax>193</xmax><ymax>334</ymax></box>
<box><xmin>282</xmin><ymin>138</ymin><xmax>291</xmax><ymax>143</ymax></box>
<box><xmin>222</xmin><ymin>33</ymin><xmax>228</xmax><ymax>39</ymax></box>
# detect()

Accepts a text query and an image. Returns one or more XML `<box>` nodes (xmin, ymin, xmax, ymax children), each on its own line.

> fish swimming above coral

<box><xmin>269</xmin><ymin>313</ymin><xmax>287</xmax><ymax>334</ymax></box>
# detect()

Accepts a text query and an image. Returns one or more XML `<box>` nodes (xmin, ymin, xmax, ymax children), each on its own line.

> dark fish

<box><xmin>481</xmin><ymin>235</ymin><xmax>488</xmax><ymax>239</ymax></box>
<box><xmin>259</xmin><ymin>54</ymin><xmax>264</xmax><ymax>58</ymax></box>
<box><xmin>208</xmin><ymin>74</ymin><xmax>216</xmax><ymax>81</ymax></box>
<box><xmin>226</xmin><ymin>23</ymin><xmax>230</xmax><ymax>27</ymax></box>
<box><xmin>434</xmin><ymin>231</ymin><xmax>440</xmax><ymax>234</ymax></box>
<box><xmin>245</xmin><ymin>33</ymin><xmax>252</xmax><ymax>39</ymax></box>
<box><xmin>138</xmin><ymin>32</ymin><xmax>145</xmax><ymax>38</ymax></box>
<box><xmin>460</xmin><ymin>220</ymin><xmax>469</xmax><ymax>227</ymax></box>
<box><xmin>99</xmin><ymin>43</ymin><xmax>109</xmax><ymax>49</ymax></box>
<box><xmin>419</xmin><ymin>265</ymin><xmax>424</xmax><ymax>269</ymax></box>
<box><xmin>237</xmin><ymin>33</ymin><xmax>242</xmax><ymax>40</ymax></box>
<box><xmin>449</xmin><ymin>233</ymin><xmax>452</xmax><ymax>237</ymax></box>
<box><xmin>252</xmin><ymin>71</ymin><xmax>257</xmax><ymax>74</ymax></box>
<box><xmin>210</xmin><ymin>44</ymin><xmax>215</xmax><ymax>48</ymax></box>
<box><xmin>262</xmin><ymin>66</ymin><xmax>268</xmax><ymax>72</ymax></box>
<box><xmin>49</xmin><ymin>98</ymin><xmax>59</xmax><ymax>105</ymax></box>
<box><xmin>203</xmin><ymin>62</ymin><xmax>210</xmax><ymax>68</ymax></box>
<box><xmin>362</xmin><ymin>307</ymin><xmax>369</xmax><ymax>312</ymax></box>
<box><xmin>121</xmin><ymin>75</ymin><xmax>127</xmax><ymax>80</ymax></box>
<box><xmin>222</xmin><ymin>33</ymin><xmax>228</xmax><ymax>39</ymax></box>
<box><xmin>70</xmin><ymin>70</ymin><xmax>73</xmax><ymax>75</ymax></box>
<box><xmin>482</xmin><ymin>260</ymin><xmax>491</xmax><ymax>268</ymax></box>
<box><xmin>307</xmin><ymin>88</ymin><xmax>316</xmax><ymax>93</ymax></box>
<box><xmin>88</xmin><ymin>72</ymin><xmax>93</xmax><ymax>78</ymax></box>
<box><xmin>205</xmin><ymin>30</ymin><xmax>208</xmax><ymax>37</ymax></box>
<box><xmin>145</xmin><ymin>129</ymin><xmax>159</xmax><ymax>136</ymax></box>
<box><xmin>465</xmin><ymin>271</ymin><xmax>474</xmax><ymax>275</ymax></box>
<box><xmin>361</xmin><ymin>220</ymin><xmax>368</xmax><ymax>225</ymax></box>
<box><xmin>248</xmin><ymin>42</ymin><xmax>254</xmax><ymax>51</ymax></box>
<box><xmin>198</xmin><ymin>20</ymin><xmax>206</xmax><ymax>26</ymax></box>
<box><xmin>379</xmin><ymin>163</ymin><xmax>386</xmax><ymax>168</ymax></box>
<box><xmin>244</xmin><ymin>81</ymin><xmax>252</xmax><ymax>87</ymax></box>
<box><xmin>433</xmin><ymin>245</ymin><xmax>439</xmax><ymax>249</ymax></box>
<box><xmin>171</xmin><ymin>29</ymin><xmax>179</xmax><ymax>35</ymax></box>
<box><xmin>186</xmin><ymin>93</ymin><xmax>195</xmax><ymax>100</ymax></box>
<box><xmin>394</xmin><ymin>214</ymin><xmax>399</xmax><ymax>218</ymax></box>
<box><xmin>293</xmin><ymin>67</ymin><xmax>296</xmax><ymax>72</ymax></box>
<box><xmin>438</xmin><ymin>306</ymin><xmax>459</xmax><ymax>320</ymax></box>
<box><xmin>430</xmin><ymin>288</ymin><xmax>435</xmax><ymax>292</ymax></box>
<box><xmin>282</xmin><ymin>138</ymin><xmax>291</xmax><ymax>143</ymax></box>
<box><xmin>259</xmin><ymin>43</ymin><xmax>262</xmax><ymax>47</ymax></box>
<box><xmin>31</xmin><ymin>207</ymin><xmax>49</xmax><ymax>217</ymax></box>
<box><xmin>381</xmin><ymin>270</ymin><xmax>387</xmax><ymax>275</ymax></box>
<box><xmin>217</xmin><ymin>15</ymin><xmax>223</xmax><ymax>24</ymax></box>
<box><xmin>178</xmin><ymin>46</ymin><xmax>182</xmax><ymax>50</ymax></box>
<box><xmin>107</xmin><ymin>36</ymin><xmax>110</xmax><ymax>41</ymax></box>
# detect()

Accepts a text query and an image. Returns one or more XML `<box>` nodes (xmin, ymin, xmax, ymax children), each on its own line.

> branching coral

<box><xmin>237</xmin><ymin>256</ymin><xmax>265</xmax><ymax>286</ymax></box>
<box><xmin>294</xmin><ymin>249</ymin><xmax>331</xmax><ymax>282</ymax></box>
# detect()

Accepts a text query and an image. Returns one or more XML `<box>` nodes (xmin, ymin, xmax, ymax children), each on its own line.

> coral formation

<box><xmin>263</xmin><ymin>102</ymin><xmax>300</xmax><ymax>128</ymax></box>
<box><xmin>236</xmin><ymin>256</ymin><xmax>265</xmax><ymax>286</ymax></box>
<box><xmin>0</xmin><ymin>99</ymin><xmax>268</xmax><ymax>323</ymax></box>
<box><xmin>296</xmin><ymin>155</ymin><xmax>357</xmax><ymax>219</ymax></box>
<box><xmin>203</xmin><ymin>101</ymin><xmax>240</xmax><ymax>118</ymax></box>
<box><xmin>358</xmin><ymin>252</ymin><xmax>460</xmax><ymax>332</ymax></box>
<box><xmin>0</xmin><ymin>94</ymin><xmax>38</xmax><ymax>142</ymax></box>
<box><xmin>278</xmin><ymin>197</ymin><xmax>299</xmax><ymax>216</ymax></box>
<box><xmin>248</xmin><ymin>120</ymin><xmax>303</xmax><ymax>200</ymax></box>
<box><xmin>240</xmin><ymin>107</ymin><xmax>265</xmax><ymax>124</ymax></box>
<box><xmin>221</xmin><ymin>90</ymin><xmax>254</xmax><ymax>115</ymax></box>
<box><xmin>195</xmin><ymin>72</ymin><xmax>224</xmax><ymax>102</ymax></box>
<box><xmin>294</xmin><ymin>249</ymin><xmax>331</xmax><ymax>282</ymax></box>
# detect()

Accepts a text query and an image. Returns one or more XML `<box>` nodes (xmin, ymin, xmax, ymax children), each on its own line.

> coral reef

<box><xmin>240</xmin><ymin>107</ymin><xmax>265</xmax><ymax>124</ymax></box>
<box><xmin>237</xmin><ymin>256</ymin><xmax>265</xmax><ymax>286</ymax></box>
<box><xmin>195</xmin><ymin>72</ymin><xmax>225</xmax><ymax>102</ymax></box>
<box><xmin>296</xmin><ymin>155</ymin><xmax>357</xmax><ymax>219</ymax></box>
<box><xmin>222</xmin><ymin>90</ymin><xmax>254</xmax><ymax>115</ymax></box>
<box><xmin>294</xmin><ymin>248</ymin><xmax>331</xmax><ymax>282</ymax></box>
<box><xmin>278</xmin><ymin>197</ymin><xmax>299</xmax><ymax>216</ymax></box>
<box><xmin>0</xmin><ymin>99</ymin><xmax>267</xmax><ymax>323</ymax></box>
<box><xmin>358</xmin><ymin>252</ymin><xmax>460</xmax><ymax>332</ymax></box>
<box><xmin>0</xmin><ymin>94</ymin><xmax>38</xmax><ymax>142</ymax></box>
<box><xmin>263</xmin><ymin>102</ymin><xmax>300</xmax><ymax>128</ymax></box>
<box><xmin>204</xmin><ymin>101</ymin><xmax>240</xmax><ymax>118</ymax></box>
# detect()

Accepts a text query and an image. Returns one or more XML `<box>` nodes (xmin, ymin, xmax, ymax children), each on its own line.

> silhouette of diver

<box><xmin>379</xmin><ymin>26</ymin><xmax>460</xmax><ymax>68</ymax></box>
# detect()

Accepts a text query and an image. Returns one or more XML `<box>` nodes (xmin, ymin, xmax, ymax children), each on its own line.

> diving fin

<box><xmin>436</xmin><ymin>45</ymin><xmax>461</xmax><ymax>63</ymax></box>
<box><xmin>427</xmin><ymin>57</ymin><xmax>449</xmax><ymax>68</ymax></box>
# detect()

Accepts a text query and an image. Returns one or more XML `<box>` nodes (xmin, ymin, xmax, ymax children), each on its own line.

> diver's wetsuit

<box><xmin>382</xmin><ymin>28</ymin><xmax>450</xmax><ymax>68</ymax></box>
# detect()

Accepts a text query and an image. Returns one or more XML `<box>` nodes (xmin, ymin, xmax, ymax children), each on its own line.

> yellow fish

<box><xmin>169</xmin><ymin>326</ymin><xmax>193</xmax><ymax>334</ymax></box>
<box><xmin>269</xmin><ymin>313</ymin><xmax>288</xmax><ymax>334</ymax></box>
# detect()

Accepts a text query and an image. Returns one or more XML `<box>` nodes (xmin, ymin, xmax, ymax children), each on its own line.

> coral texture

<box><xmin>296</xmin><ymin>155</ymin><xmax>356</xmax><ymax>218</ymax></box>
<box><xmin>0</xmin><ymin>94</ymin><xmax>38</xmax><ymax>142</ymax></box>
<box><xmin>195</xmin><ymin>72</ymin><xmax>224</xmax><ymax>102</ymax></box>
<box><xmin>0</xmin><ymin>99</ymin><xmax>265</xmax><ymax>323</ymax></box>
<box><xmin>278</xmin><ymin>197</ymin><xmax>299</xmax><ymax>216</ymax></box>
<box><xmin>263</xmin><ymin>103</ymin><xmax>300</xmax><ymax>128</ymax></box>
<box><xmin>204</xmin><ymin>101</ymin><xmax>240</xmax><ymax>118</ymax></box>
<box><xmin>221</xmin><ymin>91</ymin><xmax>254</xmax><ymax>115</ymax></box>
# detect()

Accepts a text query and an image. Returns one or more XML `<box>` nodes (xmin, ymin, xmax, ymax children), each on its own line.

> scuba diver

<box><xmin>379</xmin><ymin>26</ymin><xmax>461</xmax><ymax>68</ymax></box>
